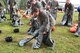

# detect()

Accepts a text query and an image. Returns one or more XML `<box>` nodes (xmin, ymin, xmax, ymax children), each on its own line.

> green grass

<box><xmin>0</xmin><ymin>12</ymin><xmax>80</xmax><ymax>53</ymax></box>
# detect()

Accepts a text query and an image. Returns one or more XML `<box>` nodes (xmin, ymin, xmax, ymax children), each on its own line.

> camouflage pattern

<box><xmin>61</xmin><ymin>3</ymin><xmax>74</xmax><ymax>26</ymax></box>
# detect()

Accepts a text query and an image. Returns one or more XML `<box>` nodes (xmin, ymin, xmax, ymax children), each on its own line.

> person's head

<box><xmin>66</xmin><ymin>0</ymin><xmax>71</xmax><ymax>4</ymax></box>
<box><xmin>46</xmin><ymin>5</ymin><xmax>51</xmax><ymax>10</ymax></box>
<box><xmin>31</xmin><ymin>0</ymin><xmax>37</xmax><ymax>4</ymax></box>
<box><xmin>32</xmin><ymin>7</ymin><xmax>40</xmax><ymax>16</ymax></box>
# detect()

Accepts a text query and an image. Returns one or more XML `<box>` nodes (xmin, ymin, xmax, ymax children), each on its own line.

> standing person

<box><xmin>49</xmin><ymin>0</ymin><xmax>59</xmax><ymax>20</ymax></box>
<box><xmin>0</xmin><ymin>2</ymin><xmax>6</xmax><ymax>23</ymax></box>
<box><xmin>25</xmin><ymin>0</ymin><xmax>32</xmax><ymax>15</ymax></box>
<box><xmin>9</xmin><ymin>0</ymin><xmax>16</xmax><ymax>19</ymax></box>
<box><xmin>24</xmin><ymin>0</ymin><xmax>43</xmax><ymax>16</ymax></box>
<box><xmin>61</xmin><ymin>0</ymin><xmax>74</xmax><ymax>27</ymax></box>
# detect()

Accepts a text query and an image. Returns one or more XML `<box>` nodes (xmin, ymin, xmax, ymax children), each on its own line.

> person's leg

<box><xmin>32</xmin><ymin>32</ymin><xmax>43</xmax><ymax>49</ymax></box>
<box><xmin>74</xmin><ymin>13</ymin><xmax>80</xmax><ymax>36</ymax></box>
<box><xmin>19</xmin><ymin>38</ymin><xmax>32</xmax><ymax>47</ymax></box>
<box><xmin>43</xmin><ymin>36</ymin><xmax>55</xmax><ymax>49</ymax></box>
<box><xmin>50</xmin><ymin>9</ymin><xmax>55</xmax><ymax>20</ymax></box>
<box><xmin>65</xmin><ymin>16</ymin><xmax>68</xmax><ymax>26</ymax></box>
<box><xmin>27</xmin><ymin>27</ymin><xmax>32</xmax><ymax>35</ymax></box>
<box><xmin>43</xmin><ymin>29</ymin><xmax>55</xmax><ymax>50</ymax></box>
<box><xmin>68</xmin><ymin>15</ymin><xmax>73</xmax><ymax>27</ymax></box>
<box><xmin>10</xmin><ymin>8</ymin><xmax>13</xmax><ymax>19</ymax></box>
<box><xmin>61</xmin><ymin>14</ymin><xmax>67</xmax><ymax>25</ymax></box>
<box><xmin>54</xmin><ymin>13</ymin><xmax>57</xmax><ymax>20</ymax></box>
<box><xmin>74</xmin><ymin>22</ymin><xmax>80</xmax><ymax>36</ymax></box>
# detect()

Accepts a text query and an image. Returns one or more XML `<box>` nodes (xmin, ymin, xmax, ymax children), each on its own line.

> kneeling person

<box><xmin>19</xmin><ymin>7</ymin><xmax>55</xmax><ymax>49</ymax></box>
<box><xmin>12</xmin><ymin>13</ymin><xmax>22</xmax><ymax>27</ymax></box>
<box><xmin>31</xmin><ymin>7</ymin><xmax>55</xmax><ymax>49</ymax></box>
<box><xmin>75</xmin><ymin>6</ymin><xmax>80</xmax><ymax>36</ymax></box>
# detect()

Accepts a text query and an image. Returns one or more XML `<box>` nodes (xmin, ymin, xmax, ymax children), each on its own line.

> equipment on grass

<box><xmin>14</xmin><ymin>28</ymin><xmax>19</xmax><ymax>33</ymax></box>
<box><xmin>5</xmin><ymin>36</ymin><xmax>13</xmax><ymax>42</ymax></box>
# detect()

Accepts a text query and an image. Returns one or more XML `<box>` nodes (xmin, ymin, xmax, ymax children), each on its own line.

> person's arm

<box><xmin>69</xmin><ymin>4</ymin><xmax>74</xmax><ymax>15</ymax></box>
<box><xmin>39</xmin><ymin>12</ymin><xmax>50</xmax><ymax>32</ymax></box>
<box><xmin>55</xmin><ymin>1</ymin><xmax>59</xmax><ymax>9</ymax></box>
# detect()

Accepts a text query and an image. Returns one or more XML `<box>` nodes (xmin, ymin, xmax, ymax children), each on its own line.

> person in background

<box><xmin>9</xmin><ymin>0</ymin><xmax>16</xmax><ymax>19</ymax></box>
<box><xmin>61</xmin><ymin>0</ymin><xmax>74</xmax><ymax>27</ymax></box>
<box><xmin>31</xmin><ymin>7</ymin><xmax>55</xmax><ymax>49</ymax></box>
<box><xmin>48</xmin><ymin>0</ymin><xmax>59</xmax><ymax>20</ymax></box>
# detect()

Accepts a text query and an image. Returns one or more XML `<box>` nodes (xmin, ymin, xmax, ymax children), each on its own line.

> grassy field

<box><xmin>0</xmin><ymin>12</ymin><xmax>80</xmax><ymax>53</ymax></box>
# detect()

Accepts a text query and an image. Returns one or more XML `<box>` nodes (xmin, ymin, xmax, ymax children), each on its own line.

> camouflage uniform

<box><xmin>32</xmin><ymin>10</ymin><xmax>54</xmax><ymax>49</ymax></box>
<box><xmin>0</xmin><ymin>3</ymin><xmax>6</xmax><ymax>23</ymax></box>
<box><xmin>12</xmin><ymin>13</ymin><xmax>22</xmax><ymax>27</ymax></box>
<box><xmin>25</xmin><ymin>0</ymin><xmax>32</xmax><ymax>15</ymax></box>
<box><xmin>27</xmin><ymin>16</ymin><xmax>39</xmax><ymax>35</ymax></box>
<box><xmin>49</xmin><ymin>0</ymin><xmax>59</xmax><ymax>20</ymax></box>
<box><xmin>27</xmin><ymin>0</ymin><xmax>43</xmax><ymax>34</ymax></box>
<box><xmin>9</xmin><ymin>0</ymin><xmax>17</xmax><ymax>19</ymax></box>
<box><xmin>19</xmin><ymin>10</ymin><xmax>54</xmax><ymax>49</ymax></box>
<box><xmin>61</xmin><ymin>3</ymin><xmax>74</xmax><ymax>26</ymax></box>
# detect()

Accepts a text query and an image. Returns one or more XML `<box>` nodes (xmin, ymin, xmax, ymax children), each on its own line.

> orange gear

<box><xmin>51</xmin><ymin>26</ymin><xmax>55</xmax><ymax>31</ymax></box>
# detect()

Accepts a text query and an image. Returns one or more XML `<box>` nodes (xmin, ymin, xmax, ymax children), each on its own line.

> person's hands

<box><xmin>43</xmin><ymin>31</ymin><xmax>47</xmax><ymax>35</ymax></box>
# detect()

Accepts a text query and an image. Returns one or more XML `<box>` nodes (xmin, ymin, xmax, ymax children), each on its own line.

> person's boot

<box><xmin>47</xmin><ymin>40</ymin><xmax>55</xmax><ymax>50</ymax></box>
<box><xmin>19</xmin><ymin>38</ymin><xmax>30</xmax><ymax>47</ymax></box>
